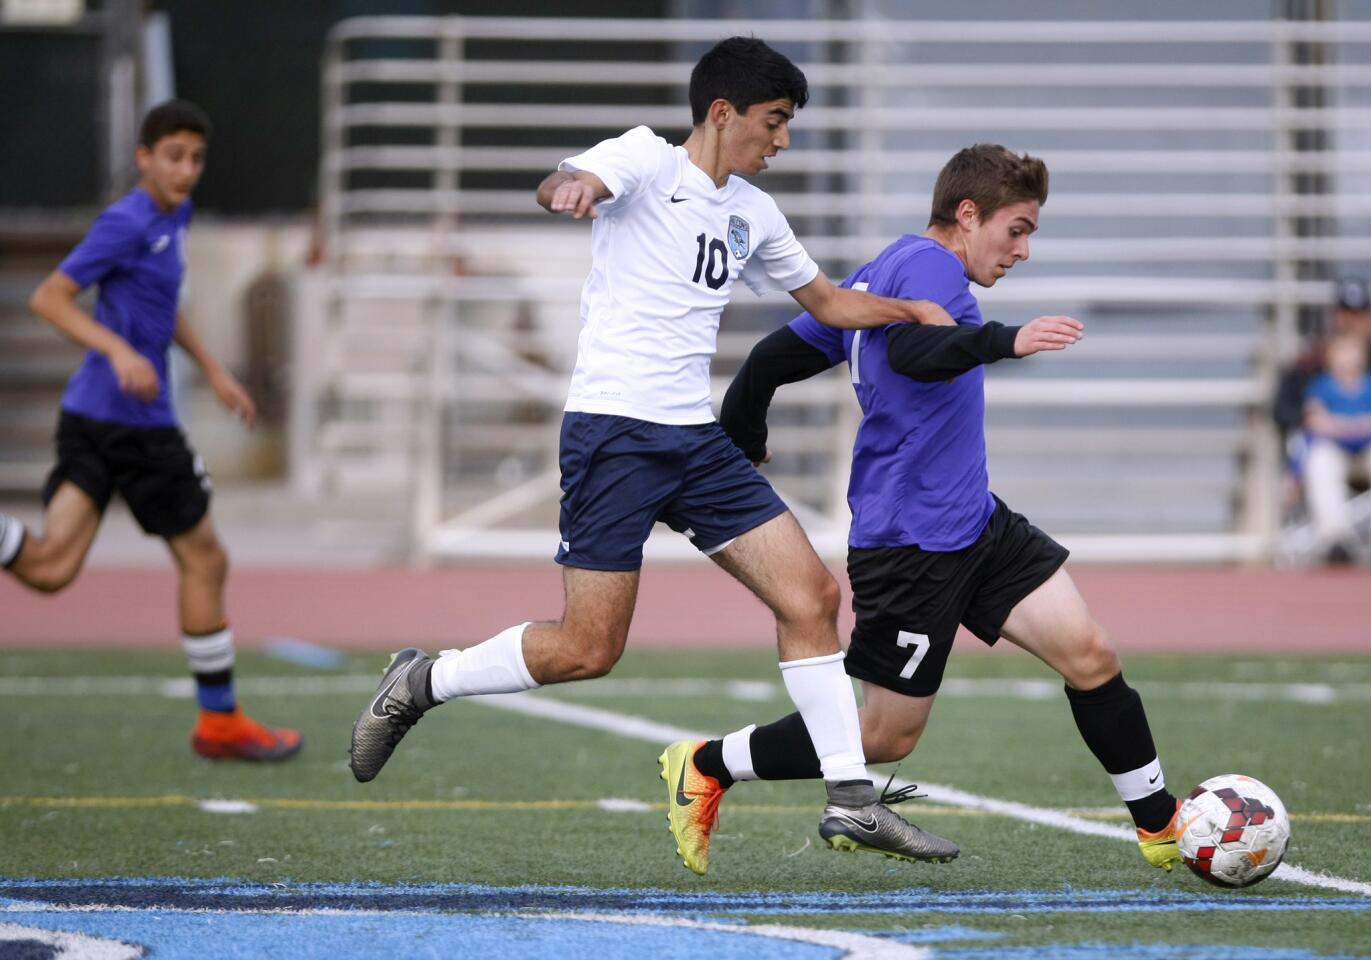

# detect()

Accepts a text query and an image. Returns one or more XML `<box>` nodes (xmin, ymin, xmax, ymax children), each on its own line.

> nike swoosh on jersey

<box><xmin>669</xmin><ymin>194</ymin><xmax>688</xmax><ymax>203</ymax></box>
<box><xmin>675</xmin><ymin>764</ymin><xmax>695</xmax><ymax>806</ymax></box>
<box><xmin>150</xmin><ymin>235</ymin><xmax>171</xmax><ymax>253</ymax></box>
<box><xmin>368</xmin><ymin>668</ymin><xmax>408</xmax><ymax>719</ymax></box>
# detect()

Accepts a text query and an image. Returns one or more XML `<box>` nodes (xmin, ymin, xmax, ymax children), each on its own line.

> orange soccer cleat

<box><xmin>192</xmin><ymin>707</ymin><xmax>302</xmax><ymax>761</ymax></box>
<box><xmin>1137</xmin><ymin>798</ymin><xmax>1184</xmax><ymax>870</ymax></box>
<box><xmin>659</xmin><ymin>740</ymin><xmax>727</xmax><ymax>876</ymax></box>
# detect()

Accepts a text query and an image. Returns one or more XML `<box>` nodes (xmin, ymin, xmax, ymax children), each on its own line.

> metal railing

<box><xmin>296</xmin><ymin>14</ymin><xmax>1371</xmax><ymax>563</ymax></box>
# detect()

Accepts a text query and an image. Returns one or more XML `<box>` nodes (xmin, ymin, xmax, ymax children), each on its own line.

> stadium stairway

<box><xmin>0</xmin><ymin>229</ymin><xmax>86</xmax><ymax>494</ymax></box>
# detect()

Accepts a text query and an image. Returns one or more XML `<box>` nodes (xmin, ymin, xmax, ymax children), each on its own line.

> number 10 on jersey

<box><xmin>692</xmin><ymin>233</ymin><xmax>729</xmax><ymax>290</ymax></box>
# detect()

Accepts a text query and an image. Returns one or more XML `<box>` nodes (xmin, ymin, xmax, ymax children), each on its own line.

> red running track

<box><xmin>1</xmin><ymin>564</ymin><xmax>1367</xmax><ymax>653</ymax></box>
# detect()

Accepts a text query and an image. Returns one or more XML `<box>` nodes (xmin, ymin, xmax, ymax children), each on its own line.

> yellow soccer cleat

<box><xmin>1137</xmin><ymin>799</ymin><xmax>1184</xmax><ymax>870</ymax></box>
<box><xmin>658</xmin><ymin>739</ymin><xmax>726</xmax><ymax>876</ymax></box>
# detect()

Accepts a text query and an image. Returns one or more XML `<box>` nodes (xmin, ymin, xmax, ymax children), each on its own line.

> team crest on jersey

<box><xmin>728</xmin><ymin>215</ymin><xmax>750</xmax><ymax>260</ymax></box>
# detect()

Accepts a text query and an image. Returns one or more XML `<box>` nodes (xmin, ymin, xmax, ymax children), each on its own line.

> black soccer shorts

<box><xmin>843</xmin><ymin>496</ymin><xmax>1069</xmax><ymax>697</ymax></box>
<box><xmin>42</xmin><ymin>410</ymin><xmax>212</xmax><ymax>538</ymax></box>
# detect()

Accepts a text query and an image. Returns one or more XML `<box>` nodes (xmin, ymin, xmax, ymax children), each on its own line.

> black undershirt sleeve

<box><xmin>719</xmin><ymin>326</ymin><xmax>835</xmax><ymax>463</ymax></box>
<box><xmin>886</xmin><ymin>320</ymin><xmax>1022</xmax><ymax>382</ymax></box>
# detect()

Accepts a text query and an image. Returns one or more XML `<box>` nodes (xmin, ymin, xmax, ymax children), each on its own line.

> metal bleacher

<box><xmin>0</xmin><ymin>235</ymin><xmax>87</xmax><ymax>494</ymax></box>
<box><xmin>292</xmin><ymin>15</ymin><xmax>1371</xmax><ymax>563</ymax></box>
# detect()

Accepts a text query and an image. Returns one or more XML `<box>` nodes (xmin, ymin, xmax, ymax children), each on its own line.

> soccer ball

<box><xmin>1175</xmin><ymin>774</ymin><xmax>1290</xmax><ymax>888</ymax></box>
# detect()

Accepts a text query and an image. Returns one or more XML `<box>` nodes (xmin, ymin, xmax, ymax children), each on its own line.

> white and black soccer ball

<box><xmin>1176</xmin><ymin>774</ymin><xmax>1290</xmax><ymax>888</ymax></box>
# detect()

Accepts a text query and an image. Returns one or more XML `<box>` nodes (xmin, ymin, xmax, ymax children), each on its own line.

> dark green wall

<box><xmin>0</xmin><ymin>1</ymin><xmax>668</xmax><ymax>215</ymax></box>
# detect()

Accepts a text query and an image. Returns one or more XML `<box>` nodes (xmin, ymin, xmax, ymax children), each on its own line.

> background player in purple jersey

<box><xmin>0</xmin><ymin>101</ymin><xmax>300</xmax><ymax>762</ymax></box>
<box><xmin>663</xmin><ymin>144</ymin><xmax>1186</xmax><ymax>872</ymax></box>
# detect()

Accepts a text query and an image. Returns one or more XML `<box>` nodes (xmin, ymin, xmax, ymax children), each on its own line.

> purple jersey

<box><xmin>57</xmin><ymin>187</ymin><xmax>191</xmax><ymax>428</ymax></box>
<box><xmin>790</xmin><ymin>235</ymin><xmax>994</xmax><ymax>551</ymax></box>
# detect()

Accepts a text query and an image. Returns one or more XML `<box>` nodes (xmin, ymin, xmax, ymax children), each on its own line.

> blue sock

<box><xmin>195</xmin><ymin>670</ymin><xmax>237</xmax><ymax>713</ymax></box>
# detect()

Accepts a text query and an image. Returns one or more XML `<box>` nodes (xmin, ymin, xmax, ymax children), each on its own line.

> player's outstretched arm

<box><xmin>174</xmin><ymin>312</ymin><xmax>257</xmax><ymax>428</ymax></box>
<box><xmin>887</xmin><ymin>314</ymin><xmax>1082</xmax><ymax>383</ymax></box>
<box><xmin>29</xmin><ymin>270</ymin><xmax>159</xmax><ymax>401</ymax></box>
<box><xmin>536</xmin><ymin>170</ymin><xmax>612</xmax><ymax>219</ymax></box>
<box><xmin>789</xmin><ymin>271</ymin><xmax>955</xmax><ymax>330</ymax></box>
<box><xmin>720</xmin><ymin>327</ymin><xmax>834</xmax><ymax>465</ymax></box>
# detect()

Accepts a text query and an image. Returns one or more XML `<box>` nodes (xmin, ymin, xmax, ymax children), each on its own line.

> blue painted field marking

<box><xmin>2</xmin><ymin>878</ymin><xmax>1368</xmax><ymax>916</ymax></box>
<box><xmin>4</xmin><ymin>907</ymin><xmax>1367</xmax><ymax>960</ymax></box>
<box><xmin>0</xmin><ymin>911</ymin><xmax>853</xmax><ymax>960</ymax></box>
<box><xmin>261</xmin><ymin>637</ymin><xmax>346</xmax><ymax>670</ymax></box>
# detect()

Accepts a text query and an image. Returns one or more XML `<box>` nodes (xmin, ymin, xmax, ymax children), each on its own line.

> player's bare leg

<box><xmin>709</xmin><ymin>511</ymin><xmax>842</xmax><ymax>661</ymax></box>
<box><xmin>998</xmin><ymin>566</ymin><xmax>1118</xmax><ymax>691</ymax></box>
<box><xmin>709</xmin><ymin>513</ymin><xmax>875</xmax><ymax>781</ymax></box>
<box><xmin>350</xmin><ymin>567</ymin><xmax>638</xmax><ymax>781</ymax></box>
<box><xmin>859</xmin><ymin>682</ymin><xmax>936</xmax><ymax>764</ymax></box>
<box><xmin>167</xmin><ymin>514</ymin><xmax>300</xmax><ymax>761</ymax></box>
<box><xmin>521</xmin><ymin>567</ymin><xmax>639</xmax><ymax>682</ymax></box>
<box><xmin>1000</xmin><ymin>566</ymin><xmax>1179</xmax><ymax>868</ymax></box>
<box><xmin>1</xmin><ymin>482</ymin><xmax>102</xmax><ymax>592</ymax></box>
<box><xmin>166</xmin><ymin>514</ymin><xmax>229</xmax><ymax>634</ymax></box>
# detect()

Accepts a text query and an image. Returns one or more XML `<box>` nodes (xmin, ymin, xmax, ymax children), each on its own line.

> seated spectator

<box><xmin>1303</xmin><ymin>331</ymin><xmax>1371</xmax><ymax>564</ymax></box>
<box><xmin>1273</xmin><ymin>276</ymin><xmax>1371</xmax><ymax>515</ymax></box>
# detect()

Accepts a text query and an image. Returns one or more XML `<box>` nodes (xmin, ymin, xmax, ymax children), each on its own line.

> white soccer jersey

<box><xmin>558</xmin><ymin>125</ymin><xmax>819</xmax><ymax>424</ymax></box>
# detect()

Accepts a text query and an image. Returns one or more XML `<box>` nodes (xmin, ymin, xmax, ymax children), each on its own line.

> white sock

<box><xmin>0</xmin><ymin>514</ymin><xmax>25</xmax><ymax>567</ymax></box>
<box><xmin>721</xmin><ymin>724</ymin><xmax>758</xmax><ymax>781</ymax></box>
<box><xmin>1110</xmin><ymin>758</ymin><xmax>1165</xmax><ymax>802</ymax></box>
<box><xmin>779</xmin><ymin>651</ymin><xmax>869</xmax><ymax>783</ymax></box>
<box><xmin>430</xmin><ymin>622</ymin><xmax>540</xmax><ymax>701</ymax></box>
<box><xmin>182</xmin><ymin>626</ymin><xmax>235</xmax><ymax>673</ymax></box>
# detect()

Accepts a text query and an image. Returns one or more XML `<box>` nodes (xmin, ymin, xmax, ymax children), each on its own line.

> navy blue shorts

<box><xmin>555</xmin><ymin>412</ymin><xmax>789</xmax><ymax>571</ymax></box>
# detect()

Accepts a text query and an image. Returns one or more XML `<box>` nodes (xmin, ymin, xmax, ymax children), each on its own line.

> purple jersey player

<box><xmin>0</xmin><ymin>100</ymin><xmax>299</xmax><ymax>762</ymax></box>
<box><xmin>673</xmin><ymin>144</ymin><xmax>1187</xmax><ymax>874</ymax></box>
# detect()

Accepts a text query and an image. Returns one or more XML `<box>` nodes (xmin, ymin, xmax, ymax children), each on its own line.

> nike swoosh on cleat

<box><xmin>840</xmin><ymin>813</ymin><xmax>879</xmax><ymax>833</ymax></box>
<box><xmin>368</xmin><ymin>668</ymin><xmax>407</xmax><ymax>719</ymax></box>
<box><xmin>675</xmin><ymin>764</ymin><xmax>695</xmax><ymax>807</ymax></box>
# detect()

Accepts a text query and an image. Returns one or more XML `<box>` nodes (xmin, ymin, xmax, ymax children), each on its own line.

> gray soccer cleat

<box><xmin>348</xmin><ymin>647</ymin><xmax>436</xmax><ymax>782</ymax></box>
<box><xmin>819</xmin><ymin>779</ymin><xmax>960</xmax><ymax>863</ymax></box>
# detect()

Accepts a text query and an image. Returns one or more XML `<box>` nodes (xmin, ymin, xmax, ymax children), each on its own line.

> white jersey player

<box><xmin>348</xmin><ymin>36</ymin><xmax>958</xmax><ymax>875</ymax></box>
<box><xmin>560</xmin><ymin>123</ymin><xmax>819</xmax><ymax>425</ymax></box>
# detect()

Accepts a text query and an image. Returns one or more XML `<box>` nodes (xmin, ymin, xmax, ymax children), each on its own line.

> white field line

<box><xmin>472</xmin><ymin>691</ymin><xmax>1371</xmax><ymax>898</ymax></box>
<box><xmin>532</xmin><ymin>912</ymin><xmax>929</xmax><ymax>960</ymax></box>
<box><xmin>3</xmin><ymin>674</ymin><xmax>1371</xmax><ymax>705</ymax></box>
<box><xmin>0</xmin><ymin>923</ymin><xmax>143</xmax><ymax>960</ymax></box>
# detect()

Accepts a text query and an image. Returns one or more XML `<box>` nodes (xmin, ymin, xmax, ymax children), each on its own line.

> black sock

<box><xmin>750</xmin><ymin>711</ymin><xmax>823</xmax><ymax>781</ymax></box>
<box><xmin>1065</xmin><ymin>671</ymin><xmax>1176</xmax><ymax>833</ymax></box>
<box><xmin>692</xmin><ymin>740</ymin><xmax>734</xmax><ymax>789</ymax></box>
<box><xmin>1127</xmin><ymin>790</ymin><xmax>1181</xmax><ymax>834</ymax></box>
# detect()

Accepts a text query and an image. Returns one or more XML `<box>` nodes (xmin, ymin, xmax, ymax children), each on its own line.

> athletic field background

<box><xmin>2</xmin><ymin>563</ymin><xmax>1368</xmax><ymax>959</ymax></box>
